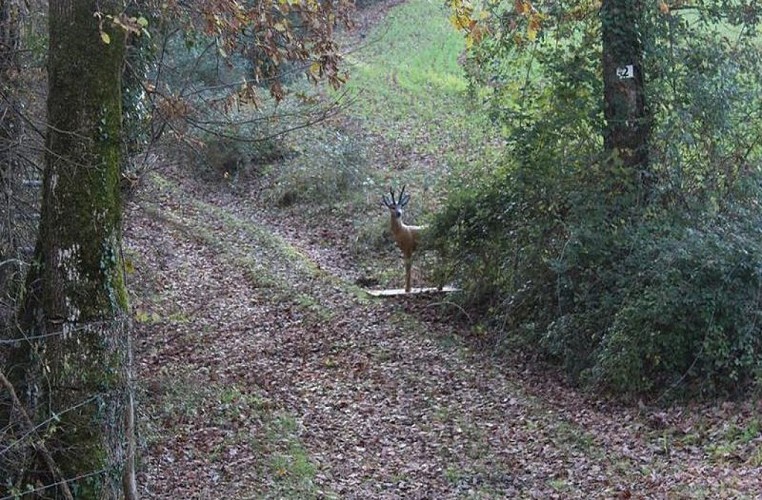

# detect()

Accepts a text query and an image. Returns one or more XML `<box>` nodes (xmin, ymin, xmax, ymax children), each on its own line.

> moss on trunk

<box><xmin>3</xmin><ymin>0</ymin><xmax>132</xmax><ymax>496</ymax></box>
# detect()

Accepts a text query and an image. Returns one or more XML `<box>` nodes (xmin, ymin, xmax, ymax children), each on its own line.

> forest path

<box><xmin>125</xmin><ymin>159</ymin><xmax>761</xmax><ymax>498</ymax></box>
<box><xmin>125</xmin><ymin>0</ymin><xmax>762</xmax><ymax>497</ymax></box>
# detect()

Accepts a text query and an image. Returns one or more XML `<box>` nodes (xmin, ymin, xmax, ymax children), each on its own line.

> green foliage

<box><xmin>434</xmin><ymin>0</ymin><xmax>762</xmax><ymax>397</ymax></box>
<box><xmin>434</xmin><ymin>159</ymin><xmax>762</xmax><ymax>397</ymax></box>
<box><xmin>645</xmin><ymin>9</ymin><xmax>762</xmax><ymax>200</ymax></box>
<box><xmin>560</xmin><ymin>207</ymin><xmax>762</xmax><ymax>396</ymax></box>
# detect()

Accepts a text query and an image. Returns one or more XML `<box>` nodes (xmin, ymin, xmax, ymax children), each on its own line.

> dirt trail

<box><xmin>126</xmin><ymin>159</ymin><xmax>762</xmax><ymax>499</ymax></box>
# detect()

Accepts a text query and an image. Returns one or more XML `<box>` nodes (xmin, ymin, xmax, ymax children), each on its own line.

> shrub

<box><xmin>561</xmin><ymin>208</ymin><xmax>762</xmax><ymax>396</ymax></box>
<box><xmin>190</xmin><ymin>125</ymin><xmax>290</xmax><ymax>183</ymax></box>
<box><xmin>434</xmin><ymin>0</ymin><xmax>762</xmax><ymax>398</ymax></box>
<box><xmin>273</xmin><ymin>130</ymin><xmax>368</xmax><ymax>207</ymax></box>
<box><xmin>431</xmin><ymin>158</ymin><xmax>762</xmax><ymax>397</ymax></box>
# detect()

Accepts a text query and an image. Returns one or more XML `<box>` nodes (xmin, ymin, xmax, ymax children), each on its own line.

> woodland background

<box><xmin>1</xmin><ymin>0</ymin><xmax>762</xmax><ymax>497</ymax></box>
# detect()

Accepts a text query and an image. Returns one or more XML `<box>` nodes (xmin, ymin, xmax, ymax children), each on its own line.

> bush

<box><xmin>435</xmin><ymin>0</ymin><xmax>762</xmax><ymax>398</ymax></box>
<box><xmin>273</xmin><ymin>130</ymin><xmax>368</xmax><ymax>207</ymax></box>
<box><xmin>188</xmin><ymin>126</ymin><xmax>290</xmax><ymax>183</ymax></box>
<box><xmin>562</xmin><ymin>209</ymin><xmax>762</xmax><ymax>396</ymax></box>
<box><xmin>431</xmin><ymin>158</ymin><xmax>762</xmax><ymax>397</ymax></box>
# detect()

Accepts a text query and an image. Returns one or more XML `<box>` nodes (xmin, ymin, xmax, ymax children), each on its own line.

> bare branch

<box><xmin>0</xmin><ymin>369</ymin><xmax>74</xmax><ymax>500</ymax></box>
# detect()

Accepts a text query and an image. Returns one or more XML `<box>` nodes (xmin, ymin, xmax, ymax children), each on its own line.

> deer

<box><xmin>382</xmin><ymin>185</ymin><xmax>425</xmax><ymax>293</ymax></box>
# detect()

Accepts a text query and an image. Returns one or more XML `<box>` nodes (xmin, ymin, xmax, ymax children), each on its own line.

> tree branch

<box><xmin>0</xmin><ymin>369</ymin><xmax>75</xmax><ymax>500</ymax></box>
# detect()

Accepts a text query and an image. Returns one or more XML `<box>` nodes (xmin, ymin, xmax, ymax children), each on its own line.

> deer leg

<box><xmin>404</xmin><ymin>257</ymin><xmax>412</xmax><ymax>293</ymax></box>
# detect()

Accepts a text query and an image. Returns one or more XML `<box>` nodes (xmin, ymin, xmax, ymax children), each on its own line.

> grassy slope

<box><xmin>127</xmin><ymin>0</ymin><xmax>762</xmax><ymax>497</ymax></box>
<box><xmin>344</xmin><ymin>0</ymin><xmax>500</xmax><ymax>182</ymax></box>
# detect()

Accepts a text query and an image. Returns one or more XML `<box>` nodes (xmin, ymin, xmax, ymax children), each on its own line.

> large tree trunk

<box><xmin>3</xmin><ymin>0</ymin><xmax>134</xmax><ymax>496</ymax></box>
<box><xmin>601</xmin><ymin>0</ymin><xmax>651</xmax><ymax>192</ymax></box>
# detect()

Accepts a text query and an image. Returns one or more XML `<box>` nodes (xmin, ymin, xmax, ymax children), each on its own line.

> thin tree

<box><xmin>0</xmin><ymin>0</ymin><xmax>23</xmax><ymax>289</ymax></box>
<box><xmin>3</xmin><ymin>0</ymin><xmax>135</xmax><ymax>496</ymax></box>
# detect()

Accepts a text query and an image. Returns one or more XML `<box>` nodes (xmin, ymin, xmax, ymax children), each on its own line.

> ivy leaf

<box><xmin>449</xmin><ymin>0</ymin><xmax>474</xmax><ymax>31</ymax></box>
<box><xmin>450</xmin><ymin>13</ymin><xmax>471</xmax><ymax>30</ymax></box>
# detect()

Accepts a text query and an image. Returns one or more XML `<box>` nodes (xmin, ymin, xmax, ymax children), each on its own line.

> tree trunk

<box><xmin>0</xmin><ymin>0</ymin><xmax>23</xmax><ymax>294</ymax></box>
<box><xmin>601</xmin><ymin>0</ymin><xmax>651</xmax><ymax>191</ymax></box>
<box><xmin>4</xmin><ymin>0</ymin><xmax>133</xmax><ymax>496</ymax></box>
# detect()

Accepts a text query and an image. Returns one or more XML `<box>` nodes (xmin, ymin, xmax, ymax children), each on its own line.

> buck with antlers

<box><xmin>382</xmin><ymin>185</ymin><xmax>426</xmax><ymax>293</ymax></box>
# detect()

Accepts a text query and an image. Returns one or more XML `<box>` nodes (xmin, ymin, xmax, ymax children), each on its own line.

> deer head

<box><xmin>382</xmin><ymin>185</ymin><xmax>411</xmax><ymax>219</ymax></box>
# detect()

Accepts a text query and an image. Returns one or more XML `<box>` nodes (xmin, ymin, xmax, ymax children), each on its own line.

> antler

<box><xmin>398</xmin><ymin>185</ymin><xmax>410</xmax><ymax>207</ymax></box>
<box><xmin>382</xmin><ymin>187</ymin><xmax>394</xmax><ymax>208</ymax></box>
<box><xmin>381</xmin><ymin>185</ymin><xmax>410</xmax><ymax>207</ymax></box>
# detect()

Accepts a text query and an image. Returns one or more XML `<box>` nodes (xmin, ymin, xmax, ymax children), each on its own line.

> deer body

<box><xmin>383</xmin><ymin>186</ymin><xmax>425</xmax><ymax>293</ymax></box>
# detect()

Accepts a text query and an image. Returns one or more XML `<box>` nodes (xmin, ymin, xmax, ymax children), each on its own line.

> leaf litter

<box><xmin>126</xmin><ymin>154</ymin><xmax>762</xmax><ymax>498</ymax></box>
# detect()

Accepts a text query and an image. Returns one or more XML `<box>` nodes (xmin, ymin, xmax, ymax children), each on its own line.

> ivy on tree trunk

<box><xmin>4</xmin><ymin>0</ymin><xmax>134</xmax><ymax>496</ymax></box>
<box><xmin>601</xmin><ymin>0</ymin><xmax>651</xmax><ymax>192</ymax></box>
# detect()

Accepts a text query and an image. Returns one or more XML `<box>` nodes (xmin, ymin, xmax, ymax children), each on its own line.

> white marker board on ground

<box><xmin>366</xmin><ymin>286</ymin><xmax>459</xmax><ymax>297</ymax></box>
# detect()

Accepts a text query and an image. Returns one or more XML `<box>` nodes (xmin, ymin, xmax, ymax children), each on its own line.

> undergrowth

<box><xmin>430</xmin><ymin>1</ymin><xmax>762</xmax><ymax>398</ymax></box>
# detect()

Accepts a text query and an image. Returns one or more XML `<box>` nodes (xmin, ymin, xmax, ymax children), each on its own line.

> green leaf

<box><xmin>101</xmin><ymin>32</ymin><xmax>111</xmax><ymax>44</ymax></box>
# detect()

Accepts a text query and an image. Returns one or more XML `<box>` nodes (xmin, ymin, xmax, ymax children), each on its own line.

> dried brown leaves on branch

<box><xmin>177</xmin><ymin>0</ymin><xmax>353</xmax><ymax>101</ymax></box>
